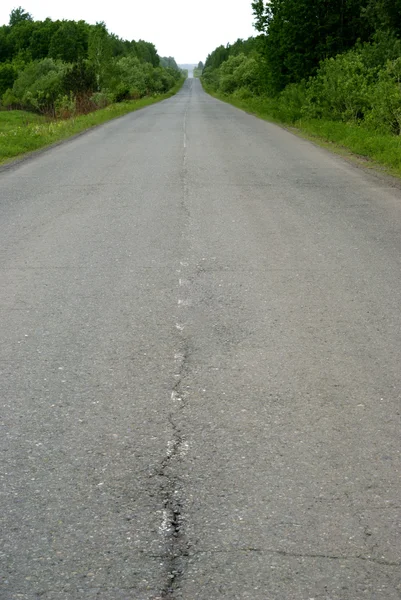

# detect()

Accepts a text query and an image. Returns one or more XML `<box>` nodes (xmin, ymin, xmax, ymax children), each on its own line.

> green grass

<box><xmin>203</xmin><ymin>84</ymin><xmax>401</xmax><ymax>178</ymax></box>
<box><xmin>193</xmin><ymin>69</ymin><xmax>203</xmax><ymax>78</ymax></box>
<box><xmin>0</xmin><ymin>110</ymin><xmax>46</xmax><ymax>131</ymax></box>
<box><xmin>0</xmin><ymin>78</ymin><xmax>185</xmax><ymax>165</ymax></box>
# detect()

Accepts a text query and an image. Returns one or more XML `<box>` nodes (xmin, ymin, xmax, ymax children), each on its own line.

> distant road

<box><xmin>1</xmin><ymin>79</ymin><xmax>400</xmax><ymax>599</ymax></box>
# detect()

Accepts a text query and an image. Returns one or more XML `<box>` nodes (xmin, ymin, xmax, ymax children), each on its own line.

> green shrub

<box><xmin>277</xmin><ymin>82</ymin><xmax>307</xmax><ymax>122</ymax></box>
<box><xmin>113</xmin><ymin>83</ymin><xmax>130</xmax><ymax>102</ymax></box>
<box><xmin>303</xmin><ymin>51</ymin><xmax>371</xmax><ymax>122</ymax></box>
<box><xmin>201</xmin><ymin>66</ymin><xmax>220</xmax><ymax>90</ymax></box>
<box><xmin>2</xmin><ymin>88</ymin><xmax>19</xmax><ymax>108</ymax></box>
<box><xmin>90</xmin><ymin>91</ymin><xmax>110</xmax><ymax>108</ymax></box>
<box><xmin>62</xmin><ymin>61</ymin><xmax>96</xmax><ymax>97</ymax></box>
<box><xmin>232</xmin><ymin>87</ymin><xmax>253</xmax><ymax>100</ymax></box>
<box><xmin>55</xmin><ymin>93</ymin><xmax>76</xmax><ymax>118</ymax></box>
<box><xmin>0</xmin><ymin>64</ymin><xmax>17</xmax><ymax>97</ymax></box>
<box><xmin>10</xmin><ymin>58</ymin><xmax>66</xmax><ymax>115</ymax></box>
<box><xmin>114</xmin><ymin>56</ymin><xmax>147</xmax><ymax>97</ymax></box>
<box><xmin>366</xmin><ymin>58</ymin><xmax>401</xmax><ymax>134</ymax></box>
<box><xmin>219</xmin><ymin>54</ymin><xmax>248</xmax><ymax>93</ymax></box>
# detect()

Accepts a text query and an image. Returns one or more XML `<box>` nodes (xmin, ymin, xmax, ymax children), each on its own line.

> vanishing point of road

<box><xmin>1</xmin><ymin>78</ymin><xmax>400</xmax><ymax>599</ymax></box>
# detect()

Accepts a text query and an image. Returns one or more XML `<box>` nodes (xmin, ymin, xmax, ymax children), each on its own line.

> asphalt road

<box><xmin>1</xmin><ymin>78</ymin><xmax>400</xmax><ymax>600</ymax></box>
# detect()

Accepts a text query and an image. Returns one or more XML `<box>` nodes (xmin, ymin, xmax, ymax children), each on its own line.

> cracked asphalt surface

<box><xmin>1</xmin><ymin>78</ymin><xmax>400</xmax><ymax>599</ymax></box>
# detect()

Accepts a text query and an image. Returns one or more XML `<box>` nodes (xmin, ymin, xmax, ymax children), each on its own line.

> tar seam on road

<box><xmin>159</xmin><ymin>87</ymin><xmax>192</xmax><ymax>599</ymax></box>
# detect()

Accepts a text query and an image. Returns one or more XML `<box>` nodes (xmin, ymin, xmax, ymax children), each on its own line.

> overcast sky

<box><xmin>0</xmin><ymin>1</ymin><xmax>257</xmax><ymax>64</ymax></box>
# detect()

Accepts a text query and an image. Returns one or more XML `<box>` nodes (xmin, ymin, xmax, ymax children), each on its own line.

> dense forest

<box><xmin>0</xmin><ymin>7</ymin><xmax>183</xmax><ymax>116</ymax></box>
<box><xmin>202</xmin><ymin>0</ymin><xmax>401</xmax><ymax>136</ymax></box>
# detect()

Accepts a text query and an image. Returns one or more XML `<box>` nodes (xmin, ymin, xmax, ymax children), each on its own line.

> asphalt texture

<box><xmin>1</xmin><ymin>78</ymin><xmax>400</xmax><ymax>600</ymax></box>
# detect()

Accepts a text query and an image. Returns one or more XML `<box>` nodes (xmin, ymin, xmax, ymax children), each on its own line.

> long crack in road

<box><xmin>1</xmin><ymin>78</ymin><xmax>401</xmax><ymax>599</ymax></box>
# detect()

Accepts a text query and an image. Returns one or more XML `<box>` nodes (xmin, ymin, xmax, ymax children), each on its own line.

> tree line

<box><xmin>202</xmin><ymin>0</ymin><xmax>401</xmax><ymax>135</ymax></box>
<box><xmin>0</xmin><ymin>7</ymin><xmax>183</xmax><ymax>116</ymax></box>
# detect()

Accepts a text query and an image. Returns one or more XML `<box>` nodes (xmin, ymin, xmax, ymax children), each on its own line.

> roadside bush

<box><xmin>201</xmin><ymin>66</ymin><xmax>220</xmax><ymax>90</ymax></box>
<box><xmin>276</xmin><ymin>81</ymin><xmax>307</xmax><ymax>122</ymax></box>
<box><xmin>2</xmin><ymin>87</ymin><xmax>19</xmax><ymax>108</ymax></box>
<box><xmin>62</xmin><ymin>61</ymin><xmax>96</xmax><ymax>97</ymax></box>
<box><xmin>149</xmin><ymin>67</ymin><xmax>177</xmax><ymax>94</ymax></box>
<box><xmin>303</xmin><ymin>51</ymin><xmax>371</xmax><ymax>122</ymax></box>
<box><xmin>55</xmin><ymin>93</ymin><xmax>76</xmax><ymax>118</ymax></box>
<box><xmin>8</xmin><ymin>58</ymin><xmax>66</xmax><ymax>115</ymax></box>
<box><xmin>204</xmin><ymin>53</ymin><xmax>284</xmax><ymax>98</ymax></box>
<box><xmin>358</xmin><ymin>32</ymin><xmax>401</xmax><ymax>71</ymax></box>
<box><xmin>231</xmin><ymin>86</ymin><xmax>253</xmax><ymax>100</ymax></box>
<box><xmin>232</xmin><ymin>56</ymin><xmax>261</xmax><ymax>92</ymax></box>
<box><xmin>90</xmin><ymin>91</ymin><xmax>110</xmax><ymax>109</ymax></box>
<box><xmin>114</xmin><ymin>56</ymin><xmax>147</xmax><ymax>97</ymax></box>
<box><xmin>203</xmin><ymin>34</ymin><xmax>401</xmax><ymax>137</ymax></box>
<box><xmin>0</xmin><ymin>63</ymin><xmax>17</xmax><ymax>97</ymax></box>
<box><xmin>366</xmin><ymin>58</ymin><xmax>401</xmax><ymax>134</ymax></box>
<box><xmin>113</xmin><ymin>83</ymin><xmax>130</xmax><ymax>102</ymax></box>
<box><xmin>219</xmin><ymin>54</ymin><xmax>248</xmax><ymax>93</ymax></box>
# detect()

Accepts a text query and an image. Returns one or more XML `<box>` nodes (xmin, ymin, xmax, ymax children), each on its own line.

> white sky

<box><xmin>0</xmin><ymin>1</ymin><xmax>257</xmax><ymax>64</ymax></box>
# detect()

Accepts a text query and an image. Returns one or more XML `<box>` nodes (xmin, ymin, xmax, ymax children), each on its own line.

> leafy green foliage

<box><xmin>61</xmin><ymin>61</ymin><xmax>96</xmax><ymax>97</ymax></box>
<box><xmin>365</xmin><ymin>59</ymin><xmax>401</xmax><ymax>134</ymax></box>
<box><xmin>362</xmin><ymin>0</ymin><xmax>401</xmax><ymax>37</ymax></box>
<box><xmin>202</xmin><ymin>0</ymin><xmax>401</xmax><ymax>174</ymax></box>
<box><xmin>160</xmin><ymin>56</ymin><xmax>180</xmax><ymax>70</ymax></box>
<box><xmin>203</xmin><ymin>51</ymin><xmax>267</xmax><ymax>96</ymax></box>
<box><xmin>9</xmin><ymin>7</ymin><xmax>33</xmax><ymax>27</ymax></box>
<box><xmin>303</xmin><ymin>51</ymin><xmax>373</xmax><ymax>122</ymax></box>
<box><xmin>29</xmin><ymin>19</ymin><xmax>59</xmax><ymax>60</ymax></box>
<box><xmin>111</xmin><ymin>56</ymin><xmax>180</xmax><ymax>100</ymax></box>
<box><xmin>6</xmin><ymin>58</ymin><xmax>66</xmax><ymax>114</ymax></box>
<box><xmin>0</xmin><ymin>63</ymin><xmax>17</xmax><ymax>96</ymax></box>
<box><xmin>203</xmin><ymin>38</ymin><xmax>262</xmax><ymax>90</ymax></box>
<box><xmin>136</xmin><ymin>40</ymin><xmax>159</xmax><ymax>67</ymax></box>
<box><xmin>48</xmin><ymin>20</ymin><xmax>88</xmax><ymax>63</ymax></box>
<box><xmin>203</xmin><ymin>0</ymin><xmax>401</xmax><ymax>139</ymax></box>
<box><xmin>252</xmin><ymin>0</ymin><xmax>373</xmax><ymax>92</ymax></box>
<box><xmin>88</xmin><ymin>22</ymin><xmax>112</xmax><ymax>90</ymax></box>
<box><xmin>0</xmin><ymin>8</ymin><xmax>181</xmax><ymax>116</ymax></box>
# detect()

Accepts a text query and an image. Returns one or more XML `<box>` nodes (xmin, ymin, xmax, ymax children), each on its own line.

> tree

<box><xmin>88</xmin><ymin>22</ymin><xmax>112</xmax><ymax>89</ymax></box>
<box><xmin>362</xmin><ymin>0</ymin><xmax>401</xmax><ymax>37</ymax></box>
<box><xmin>205</xmin><ymin>45</ymin><xmax>229</xmax><ymax>70</ymax></box>
<box><xmin>9</xmin><ymin>7</ymin><xmax>33</xmax><ymax>27</ymax></box>
<box><xmin>109</xmin><ymin>33</ymin><xmax>126</xmax><ymax>57</ymax></box>
<box><xmin>49</xmin><ymin>20</ymin><xmax>88</xmax><ymax>63</ymax></box>
<box><xmin>252</xmin><ymin>0</ymin><xmax>372</xmax><ymax>91</ymax></box>
<box><xmin>136</xmin><ymin>40</ymin><xmax>159</xmax><ymax>66</ymax></box>
<box><xmin>197</xmin><ymin>61</ymin><xmax>204</xmax><ymax>70</ymax></box>
<box><xmin>0</xmin><ymin>26</ymin><xmax>14</xmax><ymax>62</ymax></box>
<box><xmin>29</xmin><ymin>19</ymin><xmax>59</xmax><ymax>59</ymax></box>
<box><xmin>9</xmin><ymin>58</ymin><xmax>66</xmax><ymax>114</ymax></box>
<box><xmin>7</xmin><ymin>18</ymin><xmax>35</xmax><ymax>55</ymax></box>
<box><xmin>160</xmin><ymin>56</ymin><xmax>179</xmax><ymax>70</ymax></box>
<box><xmin>0</xmin><ymin>63</ymin><xmax>16</xmax><ymax>96</ymax></box>
<box><xmin>62</xmin><ymin>60</ymin><xmax>96</xmax><ymax>96</ymax></box>
<box><xmin>0</xmin><ymin>11</ymin><xmax>180</xmax><ymax>109</ymax></box>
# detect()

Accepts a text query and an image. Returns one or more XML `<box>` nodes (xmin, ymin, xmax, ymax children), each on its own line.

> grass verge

<box><xmin>203</xmin><ymin>85</ymin><xmax>401</xmax><ymax>179</ymax></box>
<box><xmin>0</xmin><ymin>78</ymin><xmax>185</xmax><ymax>166</ymax></box>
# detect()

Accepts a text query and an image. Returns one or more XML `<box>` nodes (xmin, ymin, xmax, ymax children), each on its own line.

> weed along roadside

<box><xmin>0</xmin><ymin>78</ymin><xmax>185</xmax><ymax>166</ymax></box>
